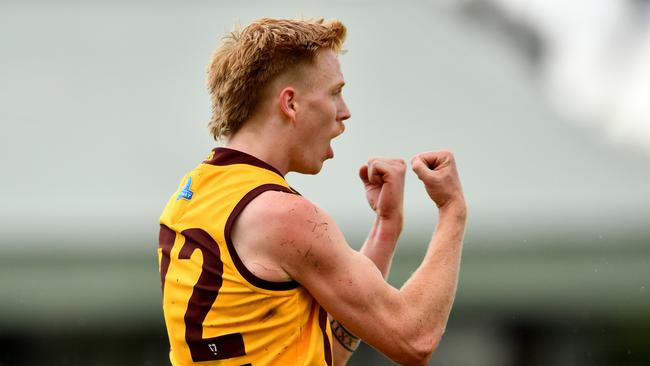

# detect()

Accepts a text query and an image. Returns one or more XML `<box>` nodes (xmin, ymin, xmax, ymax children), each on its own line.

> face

<box><xmin>290</xmin><ymin>49</ymin><xmax>351</xmax><ymax>174</ymax></box>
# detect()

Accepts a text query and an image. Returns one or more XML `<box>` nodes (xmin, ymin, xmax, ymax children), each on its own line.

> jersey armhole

<box><xmin>224</xmin><ymin>183</ymin><xmax>301</xmax><ymax>291</ymax></box>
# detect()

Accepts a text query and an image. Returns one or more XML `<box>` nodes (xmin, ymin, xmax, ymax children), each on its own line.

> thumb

<box><xmin>359</xmin><ymin>165</ymin><xmax>371</xmax><ymax>186</ymax></box>
<box><xmin>411</xmin><ymin>156</ymin><xmax>429</xmax><ymax>180</ymax></box>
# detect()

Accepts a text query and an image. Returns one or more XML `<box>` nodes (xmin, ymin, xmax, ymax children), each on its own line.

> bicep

<box><xmin>272</xmin><ymin>201</ymin><xmax>409</xmax><ymax>354</ymax></box>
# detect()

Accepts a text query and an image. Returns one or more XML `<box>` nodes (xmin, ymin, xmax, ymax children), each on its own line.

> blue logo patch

<box><xmin>177</xmin><ymin>176</ymin><xmax>194</xmax><ymax>201</ymax></box>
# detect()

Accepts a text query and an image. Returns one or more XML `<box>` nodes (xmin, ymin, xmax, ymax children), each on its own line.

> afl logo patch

<box><xmin>177</xmin><ymin>176</ymin><xmax>194</xmax><ymax>201</ymax></box>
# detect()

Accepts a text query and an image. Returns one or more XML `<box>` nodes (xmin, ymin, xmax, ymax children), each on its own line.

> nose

<box><xmin>338</xmin><ymin>100</ymin><xmax>351</xmax><ymax>122</ymax></box>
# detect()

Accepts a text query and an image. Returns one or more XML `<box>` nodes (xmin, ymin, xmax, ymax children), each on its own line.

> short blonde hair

<box><xmin>206</xmin><ymin>18</ymin><xmax>347</xmax><ymax>140</ymax></box>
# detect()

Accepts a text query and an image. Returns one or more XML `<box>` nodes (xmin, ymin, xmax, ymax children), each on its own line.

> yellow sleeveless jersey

<box><xmin>158</xmin><ymin>147</ymin><xmax>333</xmax><ymax>366</ymax></box>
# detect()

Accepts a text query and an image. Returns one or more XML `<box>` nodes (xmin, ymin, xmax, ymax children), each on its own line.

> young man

<box><xmin>158</xmin><ymin>18</ymin><xmax>467</xmax><ymax>366</ymax></box>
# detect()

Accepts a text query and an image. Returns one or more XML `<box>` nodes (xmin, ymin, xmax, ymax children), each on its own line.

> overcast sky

<box><xmin>473</xmin><ymin>0</ymin><xmax>650</xmax><ymax>155</ymax></box>
<box><xmin>1</xmin><ymin>0</ymin><xmax>648</xmax><ymax>251</ymax></box>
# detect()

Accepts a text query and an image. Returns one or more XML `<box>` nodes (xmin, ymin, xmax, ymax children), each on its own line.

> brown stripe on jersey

<box><xmin>159</xmin><ymin>224</ymin><xmax>175</xmax><ymax>294</ymax></box>
<box><xmin>179</xmin><ymin>228</ymin><xmax>246</xmax><ymax>361</ymax></box>
<box><xmin>318</xmin><ymin>306</ymin><xmax>333</xmax><ymax>366</ymax></box>
<box><xmin>204</xmin><ymin>147</ymin><xmax>284</xmax><ymax>178</ymax></box>
<box><xmin>224</xmin><ymin>184</ymin><xmax>300</xmax><ymax>291</ymax></box>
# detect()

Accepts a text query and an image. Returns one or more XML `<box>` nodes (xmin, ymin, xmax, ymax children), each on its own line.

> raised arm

<box><xmin>358</xmin><ymin>158</ymin><xmax>406</xmax><ymax>277</ymax></box>
<box><xmin>237</xmin><ymin>150</ymin><xmax>466</xmax><ymax>365</ymax></box>
<box><xmin>330</xmin><ymin>157</ymin><xmax>406</xmax><ymax>366</ymax></box>
<box><xmin>331</xmin><ymin>158</ymin><xmax>407</xmax><ymax>364</ymax></box>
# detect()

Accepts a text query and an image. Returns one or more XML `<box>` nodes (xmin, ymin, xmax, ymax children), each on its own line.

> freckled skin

<box><xmin>227</xmin><ymin>47</ymin><xmax>467</xmax><ymax>365</ymax></box>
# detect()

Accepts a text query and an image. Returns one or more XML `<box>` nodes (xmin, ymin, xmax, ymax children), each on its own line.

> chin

<box><xmin>304</xmin><ymin>165</ymin><xmax>323</xmax><ymax>175</ymax></box>
<box><xmin>298</xmin><ymin>161</ymin><xmax>325</xmax><ymax>175</ymax></box>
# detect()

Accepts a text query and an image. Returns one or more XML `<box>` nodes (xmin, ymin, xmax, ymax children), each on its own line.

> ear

<box><xmin>279</xmin><ymin>87</ymin><xmax>297</xmax><ymax>122</ymax></box>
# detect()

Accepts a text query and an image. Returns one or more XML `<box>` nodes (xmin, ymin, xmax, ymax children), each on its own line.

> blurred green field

<box><xmin>2</xmin><ymin>231</ymin><xmax>648</xmax><ymax>365</ymax></box>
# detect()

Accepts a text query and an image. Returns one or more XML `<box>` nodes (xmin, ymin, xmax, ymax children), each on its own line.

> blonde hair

<box><xmin>206</xmin><ymin>18</ymin><xmax>347</xmax><ymax>140</ymax></box>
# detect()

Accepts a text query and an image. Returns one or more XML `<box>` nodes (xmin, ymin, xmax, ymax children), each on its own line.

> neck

<box><xmin>225</xmin><ymin>123</ymin><xmax>292</xmax><ymax>176</ymax></box>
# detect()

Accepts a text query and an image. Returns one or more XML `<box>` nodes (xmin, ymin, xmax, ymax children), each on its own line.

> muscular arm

<box><xmin>238</xmin><ymin>151</ymin><xmax>466</xmax><ymax>366</ymax></box>
<box><xmin>331</xmin><ymin>158</ymin><xmax>406</xmax><ymax>365</ymax></box>
<box><xmin>359</xmin><ymin>217</ymin><xmax>400</xmax><ymax>274</ymax></box>
<box><xmin>287</xmin><ymin>200</ymin><xmax>464</xmax><ymax>365</ymax></box>
<box><xmin>357</xmin><ymin>158</ymin><xmax>406</xmax><ymax>278</ymax></box>
<box><xmin>330</xmin><ymin>218</ymin><xmax>401</xmax><ymax>365</ymax></box>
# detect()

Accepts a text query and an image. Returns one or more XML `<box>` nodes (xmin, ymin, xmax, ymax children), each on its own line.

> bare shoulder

<box><xmin>238</xmin><ymin>190</ymin><xmax>340</xmax><ymax>241</ymax></box>
<box><xmin>237</xmin><ymin>190</ymin><xmax>327</xmax><ymax>234</ymax></box>
<box><xmin>235</xmin><ymin>189</ymin><xmax>351</xmax><ymax>277</ymax></box>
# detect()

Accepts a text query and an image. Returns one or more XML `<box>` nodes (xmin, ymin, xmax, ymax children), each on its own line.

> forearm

<box><xmin>334</xmin><ymin>205</ymin><xmax>465</xmax><ymax>365</ymax></box>
<box><xmin>400</xmin><ymin>203</ymin><xmax>467</xmax><ymax>349</ymax></box>
<box><xmin>359</xmin><ymin>216</ymin><xmax>402</xmax><ymax>278</ymax></box>
<box><xmin>332</xmin><ymin>216</ymin><xmax>401</xmax><ymax>365</ymax></box>
<box><xmin>330</xmin><ymin>314</ymin><xmax>361</xmax><ymax>365</ymax></box>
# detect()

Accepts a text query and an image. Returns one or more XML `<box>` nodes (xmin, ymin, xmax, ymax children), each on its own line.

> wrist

<box><xmin>376</xmin><ymin>213</ymin><xmax>403</xmax><ymax>226</ymax></box>
<box><xmin>438</xmin><ymin>200</ymin><xmax>467</xmax><ymax>221</ymax></box>
<box><xmin>373</xmin><ymin>215</ymin><xmax>403</xmax><ymax>242</ymax></box>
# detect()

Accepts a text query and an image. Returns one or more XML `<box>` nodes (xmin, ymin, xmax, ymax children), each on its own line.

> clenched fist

<box><xmin>411</xmin><ymin>150</ymin><xmax>466</xmax><ymax>211</ymax></box>
<box><xmin>359</xmin><ymin>158</ymin><xmax>406</xmax><ymax>221</ymax></box>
